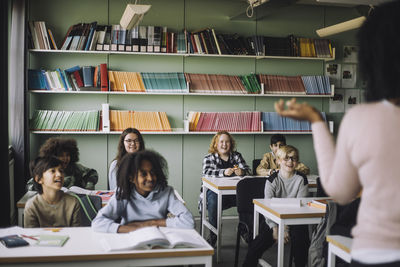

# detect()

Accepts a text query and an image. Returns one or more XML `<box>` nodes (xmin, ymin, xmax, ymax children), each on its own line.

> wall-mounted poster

<box><xmin>341</xmin><ymin>64</ymin><xmax>357</xmax><ymax>88</ymax></box>
<box><xmin>343</xmin><ymin>45</ymin><xmax>358</xmax><ymax>63</ymax></box>
<box><xmin>325</xmin><ymin>63</ymin><xmax>341</xmax><ymax>88</ymax></box>
<box><xmin>329</xmin><ymin>89</ymin><xmax>345</xmax><ymax>113</ymax></box>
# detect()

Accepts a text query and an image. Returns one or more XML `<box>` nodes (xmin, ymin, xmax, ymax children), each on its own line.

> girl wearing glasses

<box><xmin>109</xmin><ymin>128</ymin><xmax>145</xmax><ymax>190</ymax></box>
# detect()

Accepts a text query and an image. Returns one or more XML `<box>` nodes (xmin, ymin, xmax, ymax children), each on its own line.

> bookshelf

<box><xmin>26</xmin><ymin>0</ymin><xmax>358</xmax><ymax>214</ymax></box>
<box><xmin>29</xmin><ymin>48</ymin><xmax>336</xmax><ymax>61</ymax></box>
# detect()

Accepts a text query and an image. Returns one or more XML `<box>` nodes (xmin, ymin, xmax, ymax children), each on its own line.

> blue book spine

<box><xmin>56</xmin><ymin>68</ymin><xmax>68</xmax><ymax>91</ymax></box>
<box><xmin>40</xmin><ymin>69</ymin><xmax>50</xmax><ymax>90</ymax></box>
<box><xmin>65</xmin><ymin>65</ymin><xmax>81</xmax><ymax>73</ymax></box>
<box><xmin>85</xmin><ymin>23</ymin><xmax>97</xmax><ymax>51</ymax></box>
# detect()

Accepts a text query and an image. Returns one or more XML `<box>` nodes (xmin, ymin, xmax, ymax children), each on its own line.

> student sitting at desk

<box><xmin>201</xmin><ymin>131</ymin><xmax>250</xmax><ymax>246</ymax></box>
<box><xmin>27</xmin><ymin>137</ymin><xmax>98</xmax><ymax>190</ymax></box>
<box><xmin>109</xmin><ymin>128</ymin><xmax>145</xmax><ymax>190</ymax></box>
<box><xmin>24</xmin><ymin>156</ymin><xmax>82</xmax><ymax>228</ymax></box>
<box><xmin>243</xmin><ymin>145</ymin><xmax>309</xmax><ymax>267</ymax></box>
<box><xmin>256</xmin><ymin>134</ymin><xmax>310</xmax><ymax>176</ymax></box>
<box><xmin>92</xmin><ymin>150</ymin><xmax>194</xmax><ymax>233</ymax></box>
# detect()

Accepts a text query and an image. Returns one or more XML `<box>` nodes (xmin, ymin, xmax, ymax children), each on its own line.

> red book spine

<box><xmin>100</xmin><ymin>63</ymin><xmax>108</xmax><ymax>91</ymax></box>
<box><xmin>73</xmin><ymin>70</ymin><xmax>84</xmax><ymax>88</ymax></box>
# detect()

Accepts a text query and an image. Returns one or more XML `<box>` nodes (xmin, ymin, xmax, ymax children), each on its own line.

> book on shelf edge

<box><xmin>99</xmin><ymin>226</ymin><xmax>205</xmax><ymax>251</ymax></box>
<box><xmin>100</xmin><ymin>63</ymin><xmax>108</xmax><ymax>91</ymax></box>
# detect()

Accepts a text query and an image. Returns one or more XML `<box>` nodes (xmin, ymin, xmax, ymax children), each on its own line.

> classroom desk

<box><xmin>201</xmin><ymin>175</ymin><xmax>318</xmax><ymax>263</ymax></box>
<box><xmin>253</xmin><ymin>197</ymin><xmax>327</xmax><ymax>267</ymax></box>
<box><xmin>326</xmin><ymin>235</ymin><xmax>352</xmax><ymax>267</ymax></box>
<box><xmin>0</xmin><ymin>227</ymin><xmax>214</xmax><ymax>267</ymax></box>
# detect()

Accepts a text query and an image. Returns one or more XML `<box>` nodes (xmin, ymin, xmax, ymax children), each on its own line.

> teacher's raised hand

<box><xmin>274</xmin><ymin>98</ymin><xmax>324</xmax><ymax>123</ymax></box>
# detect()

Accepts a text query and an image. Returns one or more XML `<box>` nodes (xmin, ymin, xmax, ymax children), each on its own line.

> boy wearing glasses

<box><xmin>256</xmin><ymin>134</ymin><xmax>310</xmax><ymax>176</ymax></box>
<box><xmin>242</xmin><ymin>145</ymin><xmax>310</xmax><ymax>267</ymax></box>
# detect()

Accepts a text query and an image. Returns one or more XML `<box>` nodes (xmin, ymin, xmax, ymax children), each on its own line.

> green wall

<box><xmin>27</xmin><ymin>0</ymin><xmax>358</xmax><ymax>215</ymax></box>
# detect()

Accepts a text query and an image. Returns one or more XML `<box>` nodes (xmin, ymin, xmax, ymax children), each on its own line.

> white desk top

<box><xmin>253</xmin><ymin>197</ymin><xmax>328</xmax><ymax>219</ymax></box>
<box><xmin>0</xmin><ymin>227</ymin><xmax>213</xmax><ymax>264</ymax></box>
<box><xmin>327</xmin><ymin>235</ymin><xmax>353</xmax><ymax>253</ymax></box>
<box><xmin>202</xmin><ymin>174</ymin><xmax>318</xmax><ymax>190</ymax></box>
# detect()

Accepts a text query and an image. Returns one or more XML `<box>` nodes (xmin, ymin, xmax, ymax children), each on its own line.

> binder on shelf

<box><xmin>139</xmin><ymin>25</ymin><xmax>147</xmax><ymax>52</ymax></box>
<box><xmin>102</xmin><ymin>103</ymin><xmax>110</xmax><ymax>132</ymax></box>
<box><xmin>100</xmin><ymin>63</ymin><xmax>108</xmax><ymax>92</ymax></box>
<box><xmin>82</xmin><ymin>66</ymin><xmax>94</xmax><ymax>87</ymax></box>
<box><xmin>103</xmin><ymin>26</ymin><xmax>111</xmax><ymax>51</ymax></box>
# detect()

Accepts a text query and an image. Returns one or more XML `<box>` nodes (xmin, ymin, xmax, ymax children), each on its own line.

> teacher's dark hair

<box><xmin>357</xmin><ymin>0</ymin><xmax>400</xmax><ymax>101</ymax></box>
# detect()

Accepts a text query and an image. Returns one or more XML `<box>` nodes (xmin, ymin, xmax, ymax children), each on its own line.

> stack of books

<box><xmin>30</xmin><ymin>110</ymin><xmax>100</xmax><ymax>131</ymax></box>
<box><xmin>187</xmin><ymin>111</ymin><xmax>261</xmax><ymax>132</ymax></box>
<box><xmin>109</xmin><ymin>110</ymin><xmax>171</xmax><ymax>132</ymax></box>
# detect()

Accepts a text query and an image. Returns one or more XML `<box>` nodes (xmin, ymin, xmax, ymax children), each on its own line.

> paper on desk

<box><xmin>270</xmin><ymin>198</ymin><xmax>302</xmax><ymax>207</ymax></box>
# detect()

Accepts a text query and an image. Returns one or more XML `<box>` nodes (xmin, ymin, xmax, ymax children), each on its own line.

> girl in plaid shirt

<box><xmin>201</xmin><ymin>131</ymin><xmax>250</xmax><ymax>246</ymax></box>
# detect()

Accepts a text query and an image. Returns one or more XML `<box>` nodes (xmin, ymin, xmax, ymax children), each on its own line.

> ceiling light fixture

<box><xmin>316</xmin><ymin>16</ymin><xmax>366</xmax><ymax>37</ymax></box>
<box><xmin>120</xmin><ymin>2</ymin><xmax>151</xmax><ymax>30</ymax></box>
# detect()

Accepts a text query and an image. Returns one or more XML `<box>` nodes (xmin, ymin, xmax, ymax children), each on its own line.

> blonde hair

<box><xmin>208</xmin><ymin>131</ymin><xmax>236</xmax><ymax>154</ymax></box>
<box><xmin>276</xmin><ymin>145</ymin><xmax>299</xmax><ymax>160</ymax></box>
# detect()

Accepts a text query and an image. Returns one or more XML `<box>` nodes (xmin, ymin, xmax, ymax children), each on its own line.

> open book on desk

<box><xmin>99</xmin><ymin>226</ymin><xmax>205</xmax><ymax>251</ymax></box>
<box><xmin>61</xmin><ymin>186</ymin><xmax>115</xmax><ymax>201</ymax></box>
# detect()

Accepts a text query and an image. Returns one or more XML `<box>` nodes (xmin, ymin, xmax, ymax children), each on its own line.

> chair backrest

<box><xmin>69</xmin><ymin>193</ymin><xmax>102</xmax><ymax>226</ymax></box>
<box><xmin>252</xmin><ymin>159</ymin><xmax>261</xmax><ymax>175</ymax></box>
<box><xmin>236</xmin><ymin>177</ymin><xmax>267</xmax><ymax>240</ymax></box>
<box><xmin>236</xmin><ymin>177</ymin><xmax>267</xmax><ymax>214</ymax></box>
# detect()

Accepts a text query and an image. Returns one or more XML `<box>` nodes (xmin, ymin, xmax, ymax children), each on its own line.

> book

<box><xmin>36</xmin><ymin>235</ymin><xmax>69</xmax><ymax>247</ymax></box>
<box><xmin>307</xmin><ymin>199</ymin><xmax>328</xmax><ymax>211</ymax></box>
<box><xmin>99</xmin><ymin>226</ymin><xmax>205</xmax><ymax>251</ymax></box>
<box><xmin>100</xmin><ymin>63</ymin><xmax>108</xmax><ymax>91</ymax></box>
<box><xmin>82</xmin><ymin>66</ymin><xmax>94</xmax><ymax>87</ymax></box>
<box><xmin>62</xmin><ymin>186</ymin><xmax>114</xmax><ymax>201</ymax></box>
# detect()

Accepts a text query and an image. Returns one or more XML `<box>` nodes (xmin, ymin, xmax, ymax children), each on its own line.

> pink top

<box><xmin>312</xmin><ymin>100</ymin><xmax>400</xmax><ymax>252</ymax></box>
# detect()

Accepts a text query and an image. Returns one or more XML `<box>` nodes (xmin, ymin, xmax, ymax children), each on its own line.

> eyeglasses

<box><xmin>283</xmin><ymin>156</ymin><xmax>298</xmax><ymax>162</ymax></box>
<box><xmin>124</xmin><ymin>138</ymin><xmax>140</xmax><ymax>144</ymax></box>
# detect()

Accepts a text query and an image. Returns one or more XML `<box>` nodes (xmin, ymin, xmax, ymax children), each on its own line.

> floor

<box><xmin>193</xmin><ymin>217</ymin><xmax>294</xmax><ymax>267</ymax></box>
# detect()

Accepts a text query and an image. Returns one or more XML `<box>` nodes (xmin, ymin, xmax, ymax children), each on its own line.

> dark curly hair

<box><xmin>30</xmin><ymin>156</ymin><xmax>63</xmax><ymax>194</ymax></box>
<box><xmin>358</xmin><ymin>1</ymin><xmax>400</xmax><ymax>102</ymax></box>
<box><xmin>115</xmin><ymin>128</ymin><xmax>145</xmax><ymax>167</ymax></box>
<box><xmin>116</xmin><ymin>150</ymin><xmax>168</xmax><ymax>200</ymax></box>
<box><xmin>38</xmin><ymin>137</ymin><xmax>79</xmax><ymax>163</ymax></box>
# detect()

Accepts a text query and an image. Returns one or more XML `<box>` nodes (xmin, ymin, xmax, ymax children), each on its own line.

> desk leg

<box><xmin>201</xmin><ymin>185</ymin><xmax>206</xmax><ymax>238</ymax></box>
<box><xmin>327</xmin><ymin>243</ymin><xmax>336</xmax><ymax>267</ymax></box>
<box><xmin>277</xmin><ymin>222</ymin><xmax>284</xmax><ymax>267</ymax></box>
<box><xmin>253</xmin><ymin>209</ymin><xmax>259</xmax><ymax>239</ymax></box>
<box><xmin>18</xmin><ymin>207</ymin><xmax>23</xmax><ymax>227</ymax></box>
<box><xmin>216</xmin><ymin>191</ymin><xmax>222</xmax><ymax>263</ymax></box>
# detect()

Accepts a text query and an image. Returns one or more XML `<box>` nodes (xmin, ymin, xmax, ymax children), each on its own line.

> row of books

<box><xmin>109</xmin><ymin>71</ymin><xmax>187</xmax><ymax>92</ymax></box>
<box><xmin>28</xmin><ymin>64</ymin><xmax>108</xmax><ymax>91</ymax></box>
<box><xmin>187</xmin><ymin>111</ymin><xmax>261</xmax><ymax>132</ymax></box>
<box><xmin>261</xmin><ymin>112</ymin><xmax>326</xmax><ymax>132</ymax></box>
<box><xmin>30</xmin><ymin>110</ymin><xmax>100</xmax><ymax>131</ymax></box>
<box><xmin>28</xmin><ymin>21</ymin><xmax>333</xmax><ymax>58</ymax></box>
<box><xmin>259</xmin><ymin>74</ymin><xmax>332</xmax><ymax>95</ymax></box>
<box><xmin>29</xmin><ymin>66</ymin><xmax>332</xmax><ymax>95</ymax></box>
<box><xmin>28</xmin><ymin>21</ymin><xmax>57</xmax><ymax>50</ymax></box>
<box><xmin>109</xmin><ymin>110</ymin><xmax>171</xmax><ymax>132</ymax></box>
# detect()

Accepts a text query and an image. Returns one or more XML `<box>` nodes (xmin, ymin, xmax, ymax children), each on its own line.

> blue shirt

<box><xmin>92</xmin><ymin>185</ymin><xmax>195</xmax><ymax>233</ymax></box>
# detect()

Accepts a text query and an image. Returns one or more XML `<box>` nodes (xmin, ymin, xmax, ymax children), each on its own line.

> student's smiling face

<box><xmin>36</xmin><ymin>165</ymin><xmax>65</xmax><ymax>191</ymax></box>
<box><xmin>217</xmin><ymin>134</ymin><xmax>231</xmax><ymax>157</ymax></box>
<box><xmin>124</xmin><ymin>133</ymin><xmax>140</xmax><ymax>154</ymax></box>
<box><xmin>131</xmin><ymin>160</ymin><xmax>157</xmax><ymax>197</ymax></box>
<box><xmin>278</xmin><ymin>152</ymin><xmax>298</xmax><ymax>174</ymax></box>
